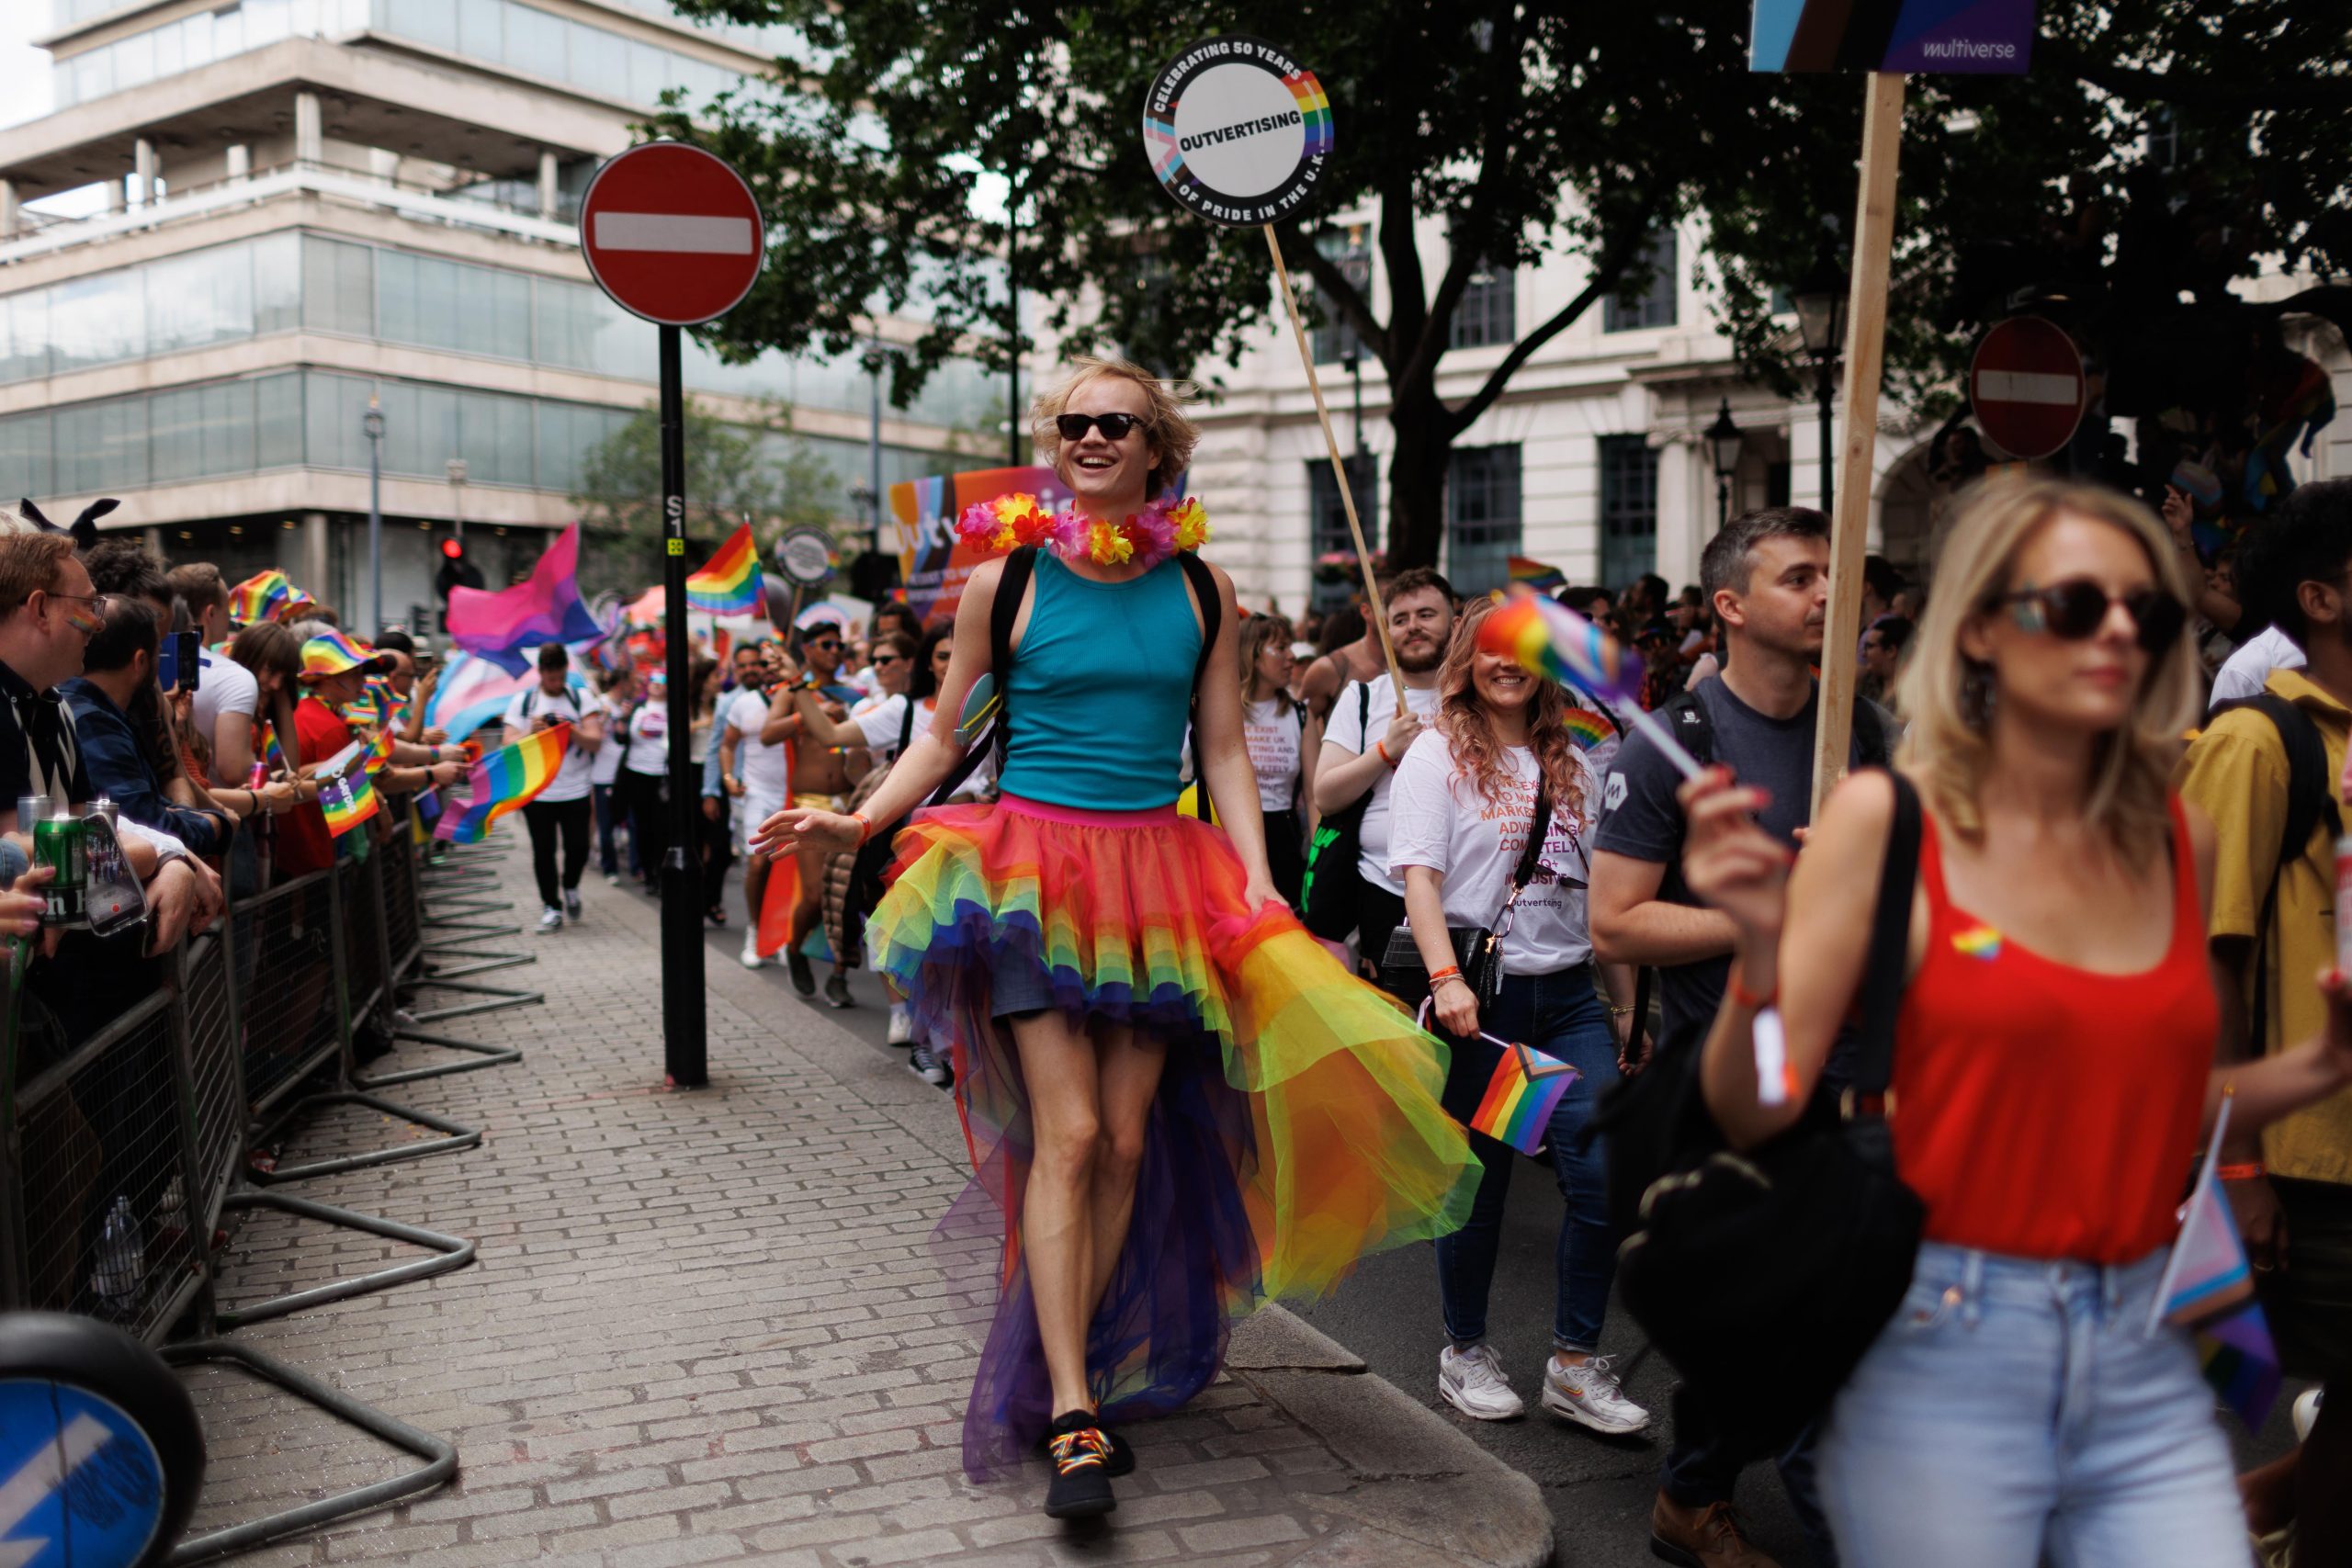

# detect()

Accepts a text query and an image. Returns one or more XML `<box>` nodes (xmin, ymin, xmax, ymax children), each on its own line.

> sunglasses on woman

<box><xmin>1998</xmin><ymin>580</ymin><xmax>2188</xmax><ymax>655</ymax></box>
<box><xmin>1055</xmin><ymin>412</ymin><xmax>1143</xmax><ymax>442</ymax></box>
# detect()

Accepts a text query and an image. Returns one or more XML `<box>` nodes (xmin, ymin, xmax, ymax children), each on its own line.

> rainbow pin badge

<box><xmin>1952</xmin><ymin>924</ymin><xmax>2004</xmax><ymax>962</ymax></box>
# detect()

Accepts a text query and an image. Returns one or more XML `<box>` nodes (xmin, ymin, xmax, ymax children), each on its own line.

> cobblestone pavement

<box><xmin>182</xmin><ymin>841</ymin><xmax>1551</xmax><ymax>1568</ymax></box>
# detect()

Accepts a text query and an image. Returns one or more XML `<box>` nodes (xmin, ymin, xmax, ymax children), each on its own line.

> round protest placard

<box><xmin>773</xmin><ymin>525</ymin><xmax>837</xmax><ymax>587</ymax></box>
<box><xmin>1142</xmin><ymin>36</ymin><xmax>1334</xmax><ymax>227</ymax></box>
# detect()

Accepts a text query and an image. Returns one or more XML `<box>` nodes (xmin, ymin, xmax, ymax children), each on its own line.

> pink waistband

<box><xmin>996</xmin><ymin>793</ymin><xmax>1181</xmax><ymax>829</ymax></box>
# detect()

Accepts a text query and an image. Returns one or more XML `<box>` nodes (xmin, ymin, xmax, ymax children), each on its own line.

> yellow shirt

<box><xmin>2177</xmin><ymin>667</ymin><xmax>2352</xmax><ymax>1184</ymax></box>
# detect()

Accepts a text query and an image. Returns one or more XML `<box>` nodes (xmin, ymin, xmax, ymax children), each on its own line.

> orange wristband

<box><xmin>1730</xmin><ymin>974</ymin><xmax>1777</xmax><ymax>1010</ymax></box>
<box><xmin>850</xmin><ymin>811</ymin><xmax>873</xmax><ymax>846</ymax></box>
<box><xmin>1375</xmin><ymin>739</ymin><xmax>1395</xmax><ymax>767</ymax></box>
<box><xmin>2218</xmin><ymin>1162</ymin><xmax>2267</xmax><ymax>1182</ymax></box>
<box><xmin>1427</xmin><ymin>965</ymin><xmax>1462</xmax><ymax>985</ymax></box>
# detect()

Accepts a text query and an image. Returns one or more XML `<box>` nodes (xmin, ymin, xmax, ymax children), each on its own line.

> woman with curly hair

<box><xmin>755</xmin><ymin>355</ymin><xmax>1476</xmax><ymax>1521</ymax></box>
<box><xmin>1391</xmin><ymin>596</ymin><xmax>1648</xmax><ymax>1436</ymax></box>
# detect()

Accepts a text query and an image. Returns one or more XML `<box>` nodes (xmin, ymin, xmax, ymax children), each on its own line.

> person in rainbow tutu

<box><xmin>753</xmin><ymin>356</ymin><xmax>1477</xmax><ymax>1520</ymax></box>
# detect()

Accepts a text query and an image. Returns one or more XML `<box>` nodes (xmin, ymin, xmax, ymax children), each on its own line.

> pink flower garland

<box><xmin>955</xmin><ymin>493</ymin><xmax>1210</xmax><ymax>570</ymax></box>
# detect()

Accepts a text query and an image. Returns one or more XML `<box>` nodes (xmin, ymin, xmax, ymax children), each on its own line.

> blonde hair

<box><xmin>1031</xmin><ymin>355</ymin><xmax>1200</xmax><ymax>500</ymax></box>
<box><xmin>1894</xmin><ymin>477</ymin><xmax>2199</xmax><ymax>861</ymax></box>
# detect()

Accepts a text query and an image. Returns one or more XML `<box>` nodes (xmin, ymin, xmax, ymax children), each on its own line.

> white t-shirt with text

<box><xmin>724</xmin><ymin>685</ymin><xmax>790</xmax><ymax>798</ymax></box>
<box><xmin>1386</xmin><ymin>733</ymin><xmax>1596</xmax><ymax>976</ymax></box>
<box><xmin>625</xmin><ymin>701</ymin><xmax>671</xmax><ymax>776</ymax></box>
<box><xmin>1323</xmin><ymin>674</ymin><xmax>1441</xmax><ymax>897</ymax></box>
<box><xmin>1243</xmin><ymin>696</ymin><xmax>1304</xmax><ymax>813</ymax></box>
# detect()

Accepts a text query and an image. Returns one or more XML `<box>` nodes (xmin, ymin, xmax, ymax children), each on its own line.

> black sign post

<box><xmin>579</xmin><ymin>141</ymin><xmax>765</xmax><ymax>1089</ymax></box>
<box><xmin>657</xmin><ymin>325</ymin><xmax>705</xmax><ymax>1087</ymax></box>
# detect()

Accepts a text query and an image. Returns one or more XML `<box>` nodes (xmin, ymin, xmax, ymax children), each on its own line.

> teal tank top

<box><xmin>997</xmin><ymin>554</ymin><xmax>1201</xmax><ymax>808</ymax></box>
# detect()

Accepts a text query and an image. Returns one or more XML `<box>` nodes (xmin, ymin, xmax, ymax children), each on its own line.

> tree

<box><xmin>659</xmin><ymin>1</ymin><xmax>2352</xmax><ymax>567</ymax></box>
<box><xmin>571</xmin><ymin>397</ymin><xmax>840</xmax><ymax>598</ymax></box>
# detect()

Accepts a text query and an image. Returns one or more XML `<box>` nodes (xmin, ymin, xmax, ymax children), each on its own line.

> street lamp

<box><xmin>446</xmin><ymin>457</ymin><xmax>468</xmax><ymax>547</ymax></box>
<box><xmin>1705</xmin><ymin>398</ymin><xmax>1744</xmax><ymax>525</ymax></box>
<box><xmin>1792</xmin><ymin>243</ymin><xmax>1848</xmax><ymax>522</ymax></box>
<box><xmin>362</xmin><ymin>397</ymin><xmax>385</xmax><ymax>636</ymax></box>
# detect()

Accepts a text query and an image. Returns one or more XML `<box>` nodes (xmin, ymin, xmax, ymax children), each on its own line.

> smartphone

<box><xmin>156</xmin><ymin>637</ymin><xmax>179</xmax><ymax>694</ymax></box>
<box><xmin>178</xmin><ymin>631</ymin><xmax>200</xmax><ymax>694</ymax></box>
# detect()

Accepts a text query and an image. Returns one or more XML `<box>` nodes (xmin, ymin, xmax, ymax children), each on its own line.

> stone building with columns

<box><xmin>1181</xmin><ymin>209</ymin><xmax>2352</xmax><ymax>622</ymax></box>
<box><xmin>0</xmin><ymin>0</ymin><xmax>996</xmax><ymax>629</ymax></box>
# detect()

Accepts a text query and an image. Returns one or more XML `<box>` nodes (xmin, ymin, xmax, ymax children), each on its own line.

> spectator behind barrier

<box><xmin>62</xmin><ymin>598</ymin><xmax>233</xmax><ymax>857</ymax></box>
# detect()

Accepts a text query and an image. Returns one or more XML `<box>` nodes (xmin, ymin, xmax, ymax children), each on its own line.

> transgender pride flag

<box><xmin>2151</xmin><ymin>1093</ymin><xmax>2281</xmax><ymax>1428</ymax></box>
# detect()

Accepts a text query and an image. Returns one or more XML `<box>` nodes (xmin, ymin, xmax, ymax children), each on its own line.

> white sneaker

<box><xmin>1438</xmin><ymin>1343</ymin><xmax>1524</xmax><ymax>1421</ymax></box>
<box><xmin>2294</xmin><ymin>1387</ymin><xmax>2324</xmax><ymax>1444</ymax></box>
<box><xmin>537</xmin><ymin>907</ymin><xmax>563</xmax><ymax>934</ymax></box>
<box><xmin>563</xmin><ymin>889</ymin><xmax>582</xmax><ymax>922</ymax></box>
<box><xmin>605</xmin><ymin>871</ymin><xmax>622</xmax><ymax>886</ymax></box>
<box><xmin>1542</xmin><ymin>1353</ymin><xmax>1648</xmax><ymax>1435</ymax></box>
<box><xmin>887</xmin><ymin>1003</ymin><xmax>912</xmax><ymax>1045</ymax></box>
<box><xmin>740</xmin><ymin>931</ymin><xmax>767</xmax><ymax>970</ymax></box>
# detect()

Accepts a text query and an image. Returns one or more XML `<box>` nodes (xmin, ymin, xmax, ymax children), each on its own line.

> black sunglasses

<box><xmin>1998</xmin><ymin>580</ymin><xmax>2188</xmax><ymax>655</ymax></box>
<box><xmin>1055</xmin><ymin>412</ymin><xmax>1143</xmax><ymax>442</ymax></box>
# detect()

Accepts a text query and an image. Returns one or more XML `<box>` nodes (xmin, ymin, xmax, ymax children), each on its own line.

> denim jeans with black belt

<box><xmin>1433</xmin><ymin>964</ymin><xmax>1621</xmax><ymax>1355</ymax></box>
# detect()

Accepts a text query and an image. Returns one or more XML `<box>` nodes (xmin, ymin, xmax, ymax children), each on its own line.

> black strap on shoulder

<box><xmin>1852</xmin><ymin>700</ymin><xmax>1891</xmax><ymax>770</ymax></box>
<box><xmin>985</xmin><ymin>547</ymin><xmax>1039</xmax><ymax>767</ymax></box>
<box><xmin>1175</xmin><ymin>551</ymin><xmax>1223</xmax><ymax>824</ymax></box>
<box><xmin>1656</xmin><ymin>690</ymin><xmax>1713</xmax><ymax>771</ymax></box>
<box><xmin>2223</xmin><ymin>694</ymin><xmax>2341</xmax><ymax>1062</ymax></box>
<box><xmin>1850</xmin><ymin>770</ymin><xmax>1922</xmax><ymax>1107</ymax></box>
<box><xmin>895</xmin><ymin>692</ymin><xmax>916</xmax><ymax>756</ymax></box>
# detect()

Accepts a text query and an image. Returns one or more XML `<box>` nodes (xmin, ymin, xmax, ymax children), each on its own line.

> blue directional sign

<box><xmin>0</xmin><ymin>1378</ymin><xmax>168</xmax><ymax>1568</ymax></box>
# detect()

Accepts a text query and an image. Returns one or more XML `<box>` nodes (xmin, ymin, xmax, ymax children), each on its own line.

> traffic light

<box><xmin>433</xmin><ymin>536</ymin><xmax>484</xmax><ymax>630</ymax></box>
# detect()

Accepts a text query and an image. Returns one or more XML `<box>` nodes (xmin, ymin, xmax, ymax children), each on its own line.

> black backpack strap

<box><xmin>1853</xmin><ymin>699</ymin><xmax>1892</xmax><ymax>770</ymax></box>
<box><xmin>2232</xmin><ymin>694</ymin><xmax>2340</xmax><ymax>1061</ymax></box>
<box><xmin>986</xmin><ymin>547</ymin><xmax>1038</xmax><ymax>766</ymax></box>
<box><xmin>1850</xmin><ymin>770</ymin><xmax>1923</xmax><ymax>1106</ymax></box>
<box><xmin>1657</xmin><ymin>690</ymin><xmax>1714</xmax><ymax>771</ymax></box>
<box><xmin>1175</xmin><ymin>552</ymin><xmax>1222</xmax><ymax>824</ymax></box>
<box><xmin>896</xmin><ymin>692</ymin><xmax>916</xmax><ymax>755</ymax></box>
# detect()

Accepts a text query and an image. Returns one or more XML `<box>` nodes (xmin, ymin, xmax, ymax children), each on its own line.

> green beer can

<box><xmin>35</xmin><ymin>809</ymin><xmax>85</xmax><ymax>927</ymax></box>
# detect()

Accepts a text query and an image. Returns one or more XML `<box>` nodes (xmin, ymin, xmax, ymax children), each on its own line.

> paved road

<box><xmin>690</xmin><ymin>856</ymin><xmax>2311</xmax><ymax>1567</ymax></box>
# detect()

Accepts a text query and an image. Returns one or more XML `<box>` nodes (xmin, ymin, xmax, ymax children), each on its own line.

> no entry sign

<box><xmin>579</xmin><ymin>141</ymin><xmax>764</xmax><ymax>326</ymax></box>
<box><xmin>1970</xmin><ymin>316</ymin><xmax>2086</xmax><ymax>461</ymax></box>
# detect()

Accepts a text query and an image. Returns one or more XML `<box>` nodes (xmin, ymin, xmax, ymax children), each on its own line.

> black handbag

<box><xmin>1377</xmin><ymin>781</ymin><xmax>1554</xmax><ymax>1015</ymax></box>
<box><xmin>1608</xmin><ymin>769</ymin><xmax>1927</xmax><ymax>1454</ymax></box>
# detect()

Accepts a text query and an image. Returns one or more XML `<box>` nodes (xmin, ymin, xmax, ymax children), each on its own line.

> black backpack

<box><xmin>1300</xmin><ymin>681</ymin><xmax>1374</xmax><ymax>941</ymax></box>
<box><xmin>2209</xmin><ymin>693</ymin><xmax>2340</xmax><ymax>1058</ymax></box>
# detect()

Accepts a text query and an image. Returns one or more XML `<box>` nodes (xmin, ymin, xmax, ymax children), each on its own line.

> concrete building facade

<box><xmin>0</xmin><ymin>0</ymin><xmax>1000</xmax><ymax>628</ymax></box>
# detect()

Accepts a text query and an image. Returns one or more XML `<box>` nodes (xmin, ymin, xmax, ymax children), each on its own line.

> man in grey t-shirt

<box><xmin>1590</xmin><ymin>507</ymin><xmax>1882</xmax><ymax>1568</ymax></box>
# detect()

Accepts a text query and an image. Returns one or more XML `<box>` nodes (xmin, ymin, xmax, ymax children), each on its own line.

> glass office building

<box><xmin>0</xmin><ymin>0</ymin><xmax>989</xmax><ymax>625</ymax></box>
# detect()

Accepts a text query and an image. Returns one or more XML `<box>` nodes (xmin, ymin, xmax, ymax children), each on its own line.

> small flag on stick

<box><xmin>435</xmin><ymin>725</ymin><xmax>571</xmax><ymax>845</ymax></box>
<box><xmin>687</xmin><ymin>522</ymin><xmax>763</xmax><ymax>615</ymax></box>
<box><xmin>319</xmin><ymin>769</ymin><xmax>379</xmax><ymax>838</ymax></box>
<box><xmin>2151</xmin><ymin>1090</ymin><xmax>2282</xmax><ymax>1428</ymax></box>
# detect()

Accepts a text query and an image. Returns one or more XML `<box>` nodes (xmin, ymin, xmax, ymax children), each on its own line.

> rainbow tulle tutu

<box><xmin>866</xmin><ymin>794</ymin><xmax>1478</xmax><ymax>1477</ymax></box>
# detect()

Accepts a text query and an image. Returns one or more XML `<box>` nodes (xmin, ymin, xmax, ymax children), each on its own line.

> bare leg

<box><xmin>788</xmin><ymin>841</ymin><xmax>826</xmax><ymax>945</ymax></box>
<box><xmin>1088</xmin><ymin>1024</ymin><xmax>1166</xmax><ymax>1313</ymax></box>
<box><xmin>1011</xmin><ymin>1010</ymin><xmax>1103</xmax><ymax>1417</ymax></box>
<box><xmin>741</xmin><ymin>841</ymin><xmax>769</xmax><ymax>929</ymax></box>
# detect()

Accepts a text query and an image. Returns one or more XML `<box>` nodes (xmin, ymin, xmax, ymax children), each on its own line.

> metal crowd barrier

<box><xmin>0</xmin><ymin>805</ymin><xmax>537</xmax><ymax>1562</ymax></box>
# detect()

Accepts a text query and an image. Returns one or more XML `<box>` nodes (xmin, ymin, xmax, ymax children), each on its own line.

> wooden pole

<box><xmin>1261</xmin><ymin>223</ymin><xmax>1407</xmax><ymax>714</ymax></box>
<box><xmin>1810</xmin><ymin>71</ymin><xmax>1907</xmax><ymax>820</ymax></box>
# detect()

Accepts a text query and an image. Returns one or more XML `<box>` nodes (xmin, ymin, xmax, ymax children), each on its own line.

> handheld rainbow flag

<box><xmin>1562</xmin><ymin>707</ymin><xmax>1615</xmax><ymax>754</ymax></box>
<box><xmin>1419</xmin><ymin>1001</ymin><xmax>1577</xmax><ymax>1156</ymax></box>
<box><xmin>1507</xmin><ymin>555</ymin><xmax>1567</xmax><ymax>592</ymax></box>
<box><xmin>2151</xmin><ymin>1091</ymin><xmax>2281</xmax><ymax>1428</ymax></box>
<box><xmin>319</xmin><ymin>768</ymin><xmax>379</xmax><ymax>838</ymax></box>
<box><xmin>434</xmin><ymin>724</ymin><xmax>571</xmax><ymax>845</ymax></box>
<box><xmin>259</xmin><ymin>724</ymin><xmax>287</xmax><ymax>774</ymax></box>
<box><xmin>1478</xmin><ymin>587</ymin><xmax>1702</xmax><ymax>779</ymax></box>
<box><xmin>687</xmin><ymin>522</ymin><xmax>763</xmax><ymax>615</ymax></box>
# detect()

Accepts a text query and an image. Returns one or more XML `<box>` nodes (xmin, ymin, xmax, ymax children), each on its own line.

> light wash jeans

<box><xmin>1817</xmin><ymin>1240</ymin><xmax>2253</xmax><ymax>1568</ymax></box>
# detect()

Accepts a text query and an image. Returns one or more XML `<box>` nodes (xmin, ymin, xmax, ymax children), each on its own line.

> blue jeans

<box><xmin>1433</xmin><ymin>967</ymin><xmax>1621</xmax><ymax>1354</ymax></box>
<box><xmin>593</xmin><ymin>783</ymin><xmax>624</xmax><ymax>876</ymax></box>
<box><xmin>1816</xmin><ymin>1242</ymin><xmax>2252</xmax><ymax>1568</ymax></box>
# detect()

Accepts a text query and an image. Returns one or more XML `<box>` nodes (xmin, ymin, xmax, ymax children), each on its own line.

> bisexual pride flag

<box><xmin>446</xmin><ymin>522</ymin><xmax>605</xmax><ymax>675</ymax></box>
<box><xmin>686</xmin><ymin>522</ymin><xmax>763</xmax><ymax>615</ymax></box>
<box><xmin>2151</xmin><ymin>1093</ymin><xmax>2282</xmax><ymax>1428</ymax></box>
<box><xmin>435</xmin><ymin>725</ymin><xmax>571</xmax><ymax>845</ymax></box>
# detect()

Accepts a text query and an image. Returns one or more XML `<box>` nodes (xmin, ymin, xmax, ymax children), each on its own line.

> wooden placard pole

<box><xmin>1261</xmin><ymin>223</ymin><xmax>1408</xmax><ymax>715</ymax></box>
<box><xmin>1809</xmin><ymin>71</ymin><xmax>1907</xmax><ymax>820</ymax></box>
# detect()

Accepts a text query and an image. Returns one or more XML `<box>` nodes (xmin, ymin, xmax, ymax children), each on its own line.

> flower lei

<box><xmin>955</xmin><ymin>492</ymin><xmax>1210</xmax><ymax>570</ymax></box>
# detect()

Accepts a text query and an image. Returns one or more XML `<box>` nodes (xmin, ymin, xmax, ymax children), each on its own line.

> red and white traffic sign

<box><xmin>579</xmin><ymin>141</ymin><xmax>764</xmax><ymax>326</ymax></box>
<box><xmin>1969</xmin><ymin>316</ymin><xmax>2086</xmax><ymax>461</ymax></box>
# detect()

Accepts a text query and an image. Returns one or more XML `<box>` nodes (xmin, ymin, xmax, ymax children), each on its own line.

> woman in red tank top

<box><xmin>1678</xmin><ymin>479</ymin><xmax>2352</xmax><ymax>1567</ymax></box>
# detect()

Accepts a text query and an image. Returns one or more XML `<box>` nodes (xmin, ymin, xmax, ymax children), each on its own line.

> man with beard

<box><xmin>1311</xmin><ymin>567</ymin><xmax>1457</xmax><ymax>977</ymax></box>
<box><xmin>1589</xmin><ymin>506</ymin><xmax>1888</xmax><ymax>1568</ymax></box>
<box><xmin>762</xmin><ymin>619</ymin><xmax>865</xmax><ymax>997</ymax></box>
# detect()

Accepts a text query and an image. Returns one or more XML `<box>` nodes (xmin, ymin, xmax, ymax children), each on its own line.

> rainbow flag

<box><xmin>259</xmin><ymin>724</ymin><xmax>287</xmax><ymax>774</ymax></box>
<box><xmin>2152</xmin><ymin>1095</ymin><xmax>2280</xmax><ymax>1428</ymax></box>
<box><xmin>1508</xmin><ymin>555</ymin><xmax>1567</xmax><ymax>592</ymax></box>
<box><xmin>1563</xmin><ymin>708</ymin><xmax>1614</xmax><ymax>753</ymax></box>
<box><xmin>357</xmin><ymin>723</ymin><xmax>395</xmax><ymax>776</ymax></box>
<box><xmin>687</xmin><ymin>523</ymin><xmax>763</xmax><ymax>615</ymax></box>
<box><xmin>1466</xmin><ymin>1041</ymin><xmax>1578</xmax><ymax>1156</ymax></box>
<box><xmin>319</xmin><ymin>768</ymin><xmax>379</xmax><ymax>838</ymax></box>
<box><xmin>434</xmin><ymin>725</ymin><xmax>571</xmax><ymax>845</ymax></box>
